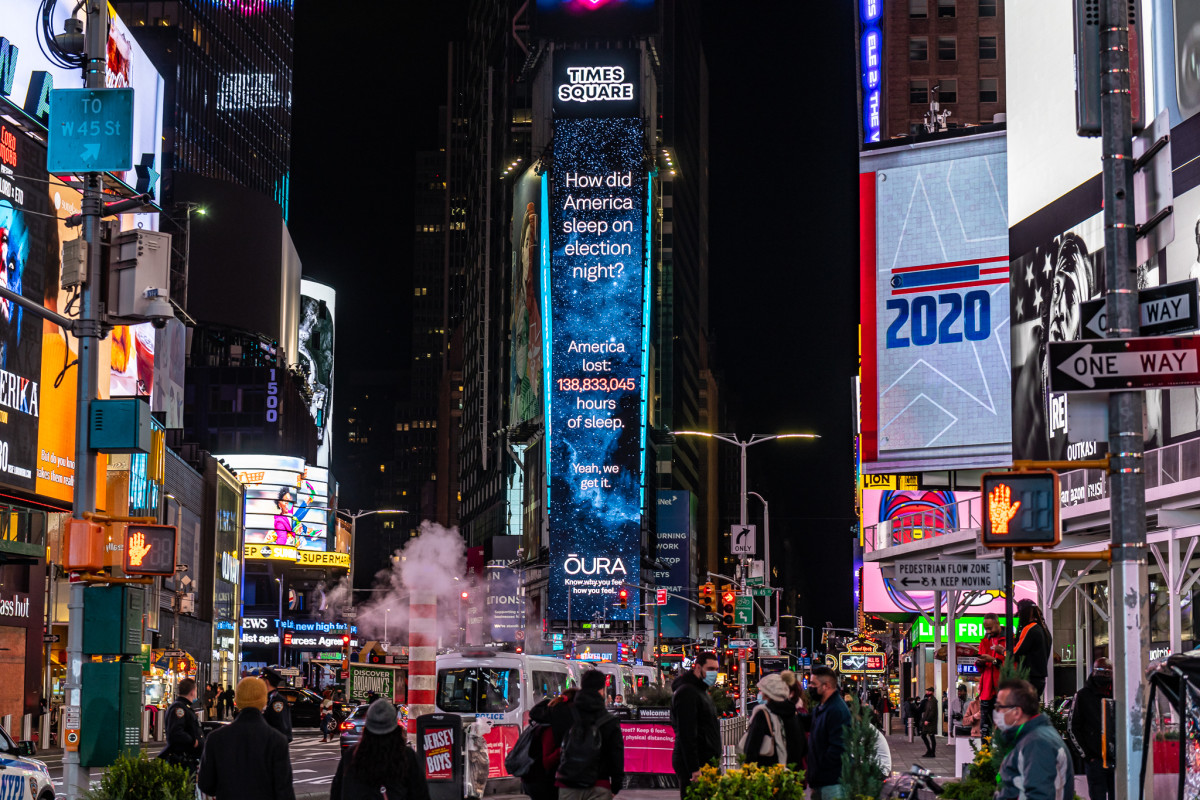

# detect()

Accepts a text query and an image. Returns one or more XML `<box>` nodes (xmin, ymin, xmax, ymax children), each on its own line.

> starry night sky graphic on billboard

<box><xmin>547</xmin><ymin>116</ymin><xmax>647</xmax><ymax>622</ymax></box>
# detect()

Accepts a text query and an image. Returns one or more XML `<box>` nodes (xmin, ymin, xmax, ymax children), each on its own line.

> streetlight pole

<box><xmin>337</xmin><ymin>509</ymin><xmax>408</xmax><ymax>607</ymax></box>
<box><xmin>673</xmin><ymin>431</ymin><xmax>818</xmax><ymax>715</ymax></box>
<box><xmin>275</xmin><ymin>578</ymin><xmax>283</xmax><ymax>665</ymax></box>
<box><xmin>747</xmin><ymin>492</ymin><xmax>771</xmax><ymax>626</ymax></box>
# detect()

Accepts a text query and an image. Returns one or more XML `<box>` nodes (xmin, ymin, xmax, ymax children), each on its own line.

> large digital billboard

<box><xmin>510</xmin><ymin>168</ymin><xmax>544</xmax><ymax>426</ymax></box>
<box><xmin>655</xmin><ymin>490</ymin><xmax>693</xmax><ymax>639</ymax></box>
<box><xmin>861</xmin><ymin>489</ymin><xmax>1034</xmax><ymax>615</ymax></box>
<box><xmin>299</xmin><ymin>280</ymin><xmax>335</xmax><ymax>468</ymax></box>
<box><xmin>0</xmin><ymin>2</ymin><xmax>165</xmax><ymax>193</ymax></box>
<box><xmin>547</xmin><ymin>51</ymin><xmax>648</xmax><ymax>622</ymax></box>
<box><xmin>860</xmin><ymin>134</ymin><xmax>1011</xmax><ymax>472</ymax></box>
<box><xmin>0</xmin><ymin>114</ymin><xmax>49</xmax><ymax>493</ymax></box>
<box><xmin>218</xmin><ymin>454</ymin><xmax>330</xmax><ymax>551</ymax></box>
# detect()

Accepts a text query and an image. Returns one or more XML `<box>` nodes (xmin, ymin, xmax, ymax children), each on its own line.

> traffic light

<box><xmin>123</xmin><ymin>524</ymin><xmax>178</xmax><ymax>577</ymax></box>
<box><xmin>720</xmin><ymin>585</ymin><xmax>736</xmax><ymax>628</ymax></box>
<box><xmin>341</xmin><ymin>634</ymin><xmax>351</xmax><ymax>670</ymax></box>
<box><xmin>618</xmin><ymin>587</ymin><xmax>629</xmax><ymax>609</ymax></box>
<box><xmin>461</xmin><ymin>591</ymin><xmax>469</xmax><ymax>600</ymax></box>
<box><xmin>700</xmin><ymin>582</ymin><xmax>717</xmax><ymax>613</ymax></box>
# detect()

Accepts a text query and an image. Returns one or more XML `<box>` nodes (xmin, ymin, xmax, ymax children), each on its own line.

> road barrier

<box><xmin>720</xmin><ymin>714</ymin><xmax>748</xmax><ymax>771</ymax></box>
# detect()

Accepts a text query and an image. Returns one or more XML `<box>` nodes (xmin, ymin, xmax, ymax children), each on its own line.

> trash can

<box><xmin>415</xmin><ymin>713</ymin><xmax>464</xmax><ymax>800</ymax></box>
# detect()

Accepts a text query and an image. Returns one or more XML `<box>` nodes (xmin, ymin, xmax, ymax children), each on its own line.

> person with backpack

<box><xmin>509</xmin><ymin>688</ymin><xmax>575</xmax><ymax>800</ymax></box>
<box><xmin>1014</xmin><ymin>599</ymin><xmax>1053</xmax><ymax>698</ymax></box>
<box><xmin>554</xmin><ymin>669</ymin><xmax>624</xmax><ymax>800</ymax></box>
<box><xmin>739</xmin><ymin>673</ymin><xmax>796</xmax><ymax>768</ymax></box>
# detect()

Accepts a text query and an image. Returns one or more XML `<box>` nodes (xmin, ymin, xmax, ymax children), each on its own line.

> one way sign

<box><xmin>1049</xmin><ymin>335</ymin><xmax>1200</xmax><ymax>392</ymax></box>
<box><xmin>1081</xmin><ymin>279</ymin><xmax>1200</xmax><ymax>339</ymax></box>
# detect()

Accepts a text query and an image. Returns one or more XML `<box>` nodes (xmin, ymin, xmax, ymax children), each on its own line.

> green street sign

<box><xmin>752</xmin><ymin>587</ymin><xmax>772</xmax><ymax>597</ymax></box>
<box><xmin>735</xmin><ymin>595</ymin><xmax>754</xmax><ymax>625</ymax></box>
<box><xmin>47</xmin><ymin>88</ymin><xmax>134</xmax><ymax>174</ymax></box>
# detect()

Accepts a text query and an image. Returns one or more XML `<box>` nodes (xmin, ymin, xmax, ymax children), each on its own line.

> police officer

<box><xmin>159</xmin><ymin>677</ymin><xmax>202</xmax><ymax>771</ymax></box>
<box><xmin>260</xmin><ymin>667</ymin><xmax>293</xmax><ymax>743</ymax></box>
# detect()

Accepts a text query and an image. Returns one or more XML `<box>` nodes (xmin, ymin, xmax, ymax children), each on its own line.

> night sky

<box><xmin>289</xmin><ymin>3</ymin><xmax>860</xmax><ymax>630</ymax></box>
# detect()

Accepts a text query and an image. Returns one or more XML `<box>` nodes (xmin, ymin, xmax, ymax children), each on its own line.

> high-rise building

<box><xmin>112</xmin><ymin>1</ymin><xmax>294</xmax><ymax>211</ymax></box>
<box><xmin>861</xmin><ymin>0</ymin><xmax>1005</xmax><ymax>142</ymax></box>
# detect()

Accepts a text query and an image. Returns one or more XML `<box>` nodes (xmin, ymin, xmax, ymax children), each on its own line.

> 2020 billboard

<box><xmin>860</xmin><ymin>134</ymin><xmax>1011</xmax><ymax>472</ymax></box>
<box><xmin>546</xmin><ymin>110</ymin><xmax>649</xmax><ymax>622</ymax></box>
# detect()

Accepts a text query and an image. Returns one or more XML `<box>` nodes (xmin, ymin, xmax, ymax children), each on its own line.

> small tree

<box><xmin>840</xmin><ymin>696</ymin><xmax>885</xmax><ymax>799</ymax></box>
<box><xmin>83</xmin><ymin>752</ymin><xmax>194</xmax><ymax>800</ymax></box>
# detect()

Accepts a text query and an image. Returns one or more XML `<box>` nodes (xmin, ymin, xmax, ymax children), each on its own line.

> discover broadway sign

<box><xmin>1049</xmin><ymin>336</ymin><xmax>1200</xmax><ymax>392</ymax></box>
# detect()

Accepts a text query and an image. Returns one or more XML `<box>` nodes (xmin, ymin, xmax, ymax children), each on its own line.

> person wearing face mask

<box><xmin>1069</xmin><ymin>658</ymin><xmax>1114</xmax><ymax>800</ymax></box>
<box><xmin>994</xmin><ymin>679</ymin><xmax>1075</xmax><ymax>800</ymax></box>
<box><xmin>670</xmin><ymin>652</ymin><xmax>721</xmax><ymax>799</ymax></box>
<box><xmin>807</xmin><ymin>666</ymin><xmax>851</xmax><ymax>799</ymax></box>
<box><xmin>739</xmin><ymin>673</ymin><xmax>798</xmax><ymax>769</ymax></box>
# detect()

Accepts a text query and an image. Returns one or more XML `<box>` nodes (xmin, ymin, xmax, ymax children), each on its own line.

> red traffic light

<box><xmin>722</xmin><ymin>592</ymin><xmax>735</xmax><ymax>604</ymax></box>
<box><xmin>341</xmin><ymin>635</ymin><xmax>350</xmax><ymax>646</ymax></box>
<box><xmin>461</xmin><ymin>591</ymin><xmax>469</xmax><ymax>599</ymax></box>
<box><xmin>618</xmin><ymin>588</ymin><xmax>629</xmax><ymax>609</ymax></box>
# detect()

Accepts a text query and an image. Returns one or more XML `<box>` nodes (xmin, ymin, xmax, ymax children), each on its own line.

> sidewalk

<box><xmin>883</xmin><ymin>730</ymin><xmax>964</xmax><ymax>779</ymax></box>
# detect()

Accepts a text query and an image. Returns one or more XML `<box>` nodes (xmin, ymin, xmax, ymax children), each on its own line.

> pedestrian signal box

<box><xmin>123</xmin><ymin>523</ymin><xmax>178</xmax><ymax>576</ymax></box>
<box><xmin>981</xmin><ymin>470</ymin><xmax>1061</xmax><ymax>548</ymax></box>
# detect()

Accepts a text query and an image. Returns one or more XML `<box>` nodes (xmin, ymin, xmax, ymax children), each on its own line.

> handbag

<box><xmin>737</xmin><ymin>706</ymin><xmax>786</xmax><ymax>763</ymax></box>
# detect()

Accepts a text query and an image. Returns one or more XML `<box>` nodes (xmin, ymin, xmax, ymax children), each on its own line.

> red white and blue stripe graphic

<box><xmin>890</xmin><ymin>255</ymin><xmax>1009</xmax><ymax>295</ymax></box>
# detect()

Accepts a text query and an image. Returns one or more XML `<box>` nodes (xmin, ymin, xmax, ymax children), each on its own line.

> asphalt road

<box><xmin>36</xmin><ymin>729</ymin><xmax>345</xmax><ymax>799</ymax></box>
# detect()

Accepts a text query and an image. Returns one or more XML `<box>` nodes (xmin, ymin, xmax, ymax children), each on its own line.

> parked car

<box><xmin>0</xmin><ymin>725</ymin><xmax>53</xmax><ymax>800</ymax></box>
<box><xmin>274</xmin><ymin>687</ymin><xmax>325</xmax><ymax>727</ymax></box>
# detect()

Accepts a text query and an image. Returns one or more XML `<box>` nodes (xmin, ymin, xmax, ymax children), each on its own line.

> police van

<box><xmin>0</xmin><ymin>726</ymin><xmax>53</xmax><ymax>800</ymax></box>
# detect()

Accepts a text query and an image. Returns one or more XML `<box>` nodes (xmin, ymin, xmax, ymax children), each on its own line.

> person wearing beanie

<box><xmin>198</xmin><ymin>677</ymin><xmax>294</xmax><ymax>800</ymax></box>
<box><xmin>740</xmin><ymin>673</ymin><xmax>801</xmax><ymax>769</ymax></box>
<box><xmin>330</xmin><ymin>699</ymin><xmax>430</xmax><ymax>800</ymax></box>
<box><xmin>554</xmin><ymin>668</ymin><xmax>624</xmax><ymax>799</ymax></box>
<box><xmin>259</xmin><ymin>666</ymin><xmax>293</xmax><ymax>743</ymax></box>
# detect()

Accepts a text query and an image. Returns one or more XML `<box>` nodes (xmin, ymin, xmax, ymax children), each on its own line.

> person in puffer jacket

<box><xmin>994</xmin><ymin>679</ymin><xmax>1075</xmax><ymax>800</ymax></box>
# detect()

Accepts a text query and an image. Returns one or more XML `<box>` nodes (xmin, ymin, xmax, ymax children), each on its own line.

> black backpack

<box><xmin>505</xmin><ymin>722</ymin><xmax>547</xmax><ymax>778</ymax></box>
<box><xmin>555</xmin><ymin>706</ymin><xmax>614</xmax><ymax>788</ymax></box>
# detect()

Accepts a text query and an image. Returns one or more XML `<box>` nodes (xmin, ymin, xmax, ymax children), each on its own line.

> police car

<box><xmin>0</xmin><ymin>725</ymin><xmax>53</xmax><ymax>800</ymax></box>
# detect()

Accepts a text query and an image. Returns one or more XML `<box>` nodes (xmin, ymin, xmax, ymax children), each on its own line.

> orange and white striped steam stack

<box><xmin>407</xmin><ymin>591</ymin><xmax>438</xmax><ymax>732</ymax></box>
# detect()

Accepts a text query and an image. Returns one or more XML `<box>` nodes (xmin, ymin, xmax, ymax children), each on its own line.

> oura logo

<box><xmin>563</xmin><ymin>554</ymin><xmax>628</xmax><ymax>576</ymax></box>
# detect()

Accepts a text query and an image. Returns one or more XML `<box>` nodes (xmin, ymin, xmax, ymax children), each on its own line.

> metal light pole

<box><xmin>747</xmin><ymin>492</ymin><xmax>772</xmax><ymax>626</ymax></box>
<box><xmin>275</xmin><ymin>578</ymin><xmax>284</xmax><ymax>665</ymax></box>
<box><xmin>65</xmin><ymin>5</ymin><xmax>109</xmax><ymax>795</ymax></box>
<box><xmin>1098</xmin><ymin>1</ymin><xmax>1148</xmax><ymax>795</ymax></box>
<box><xmin>338</xmin><ymin>509</ymin><xmax>408</xmax><ymax>607</ymax></box>
<box><xmin>673</xmin><ymin>431</ymin><xmax>819</xmax><ymax>715</ymax></box>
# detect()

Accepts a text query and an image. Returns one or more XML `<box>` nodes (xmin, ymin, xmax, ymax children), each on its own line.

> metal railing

<box><xmin>720</xmin><ymin>714</ymin><xmax>748</xmax><ymax>771</ymax></box>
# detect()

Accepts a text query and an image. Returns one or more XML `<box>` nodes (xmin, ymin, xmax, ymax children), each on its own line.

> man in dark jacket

<box><xmin>808</xmin><ymin>666</ymin><xmax>851</xmax><ymax>799</ymax></box>
<box><xmin>1070</xmin><ymin>658</ymin><xmax>1114</xmax><ymax>800</ymax></box>
<box><xmin>198</xmin><ymin>676</ymin><xmax>295</xmax><ymax>800</ymax></box>
<box><xmin>159</xmin><ymin>678</ymin><xmax>203</xmax><ymax>771</ymax></box>
<box><xmin>1014</xmin><ymin>599</ymin><xmax>1052</xmax><ymax>697</ymax></box>
<box><xmin>670</xmin><ymin>652</ymin><xmax>721</xmax><ymax>798</ymax></box>
<box><xmin>919</xmin><ymin>687</ymin><xmax>938</xmax><ymax>758</ymax></box>
<box><xmin>995</xmin><ymin>679</ymin><xmax>1074</xmax><ymax>800</ymax></box>
<box><xmin>259</xmin><ymin>667</ymin><xmax>293</xmax><ymax>743</ymax></box>
<box><xmin>555</xmin><ymin>669</ymin><xmax>623</xmax><ymax>799</ymax></box>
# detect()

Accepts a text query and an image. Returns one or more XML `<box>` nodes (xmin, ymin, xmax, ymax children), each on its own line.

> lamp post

<box><xmin>384</xmin><ymin>608</ymin><xmax>390</xmax><ymax>645</ymax></box>
<box><xmin>672</xmin><ymin>431</ymin><xmax>818</xmax><ymax>715</ymax></box>
<box><xmin>275</xmin><ymin>578</ymin><xmax>284</xmax><ymax>665</ymax></box>
<box><xmin>336</xmin><ymin>509</ymin><xmax>408</xmax><ymax>608</ymax></box>
<box><xmin>746</xmin><ymin>491</ymin><xmax>774</xmax><ymax>626</ymax></box>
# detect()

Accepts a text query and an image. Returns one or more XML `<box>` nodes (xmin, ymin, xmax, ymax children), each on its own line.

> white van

<box><xmin>593</xmin><ymin>662</ymin><xmax>635</xmax><ymax>702</ymax></box>
<box><xmin>435</xmin><ymin>650</ymin><xmax>571</xmax><ymax>726</ymax></box>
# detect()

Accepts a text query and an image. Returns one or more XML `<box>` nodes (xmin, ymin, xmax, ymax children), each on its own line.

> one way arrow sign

<box><xmin>1081</xmin><ymin>279</ymin><xmax>1200</xmax><ymax>339</ymax></box>
<box><xmin>1049</xmin><ymin>335</ymin><xmax>1200</xmax><ymax>392</ymax></box>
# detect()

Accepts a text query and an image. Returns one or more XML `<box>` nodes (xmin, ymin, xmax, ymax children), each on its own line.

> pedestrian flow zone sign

<box><xmin>1049</xmin><ymin>335</ymin><xmax>1200</xmax><ymax>392</ymax></box>
<box><xmin>47</xmin><ymin>88</ymin><xmax>134</xmax><ymax>175</ymax></box>
<box><xmin>894</xmin><ymin>559</ymin><xmax>1004</xmax><ymax>591</ymax></box>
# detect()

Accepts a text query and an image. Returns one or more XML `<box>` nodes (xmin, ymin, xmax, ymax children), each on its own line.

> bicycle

<box><xmin>881</xmin><ymin>763</ymin><xmax>944</xmax><ymax>799</ymax></box>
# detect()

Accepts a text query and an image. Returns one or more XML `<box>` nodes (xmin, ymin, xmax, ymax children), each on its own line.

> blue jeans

<box><xmin>813</xmin><ymin>785</ymin><xmax>848</xmax><ymax>800</ymax></box>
